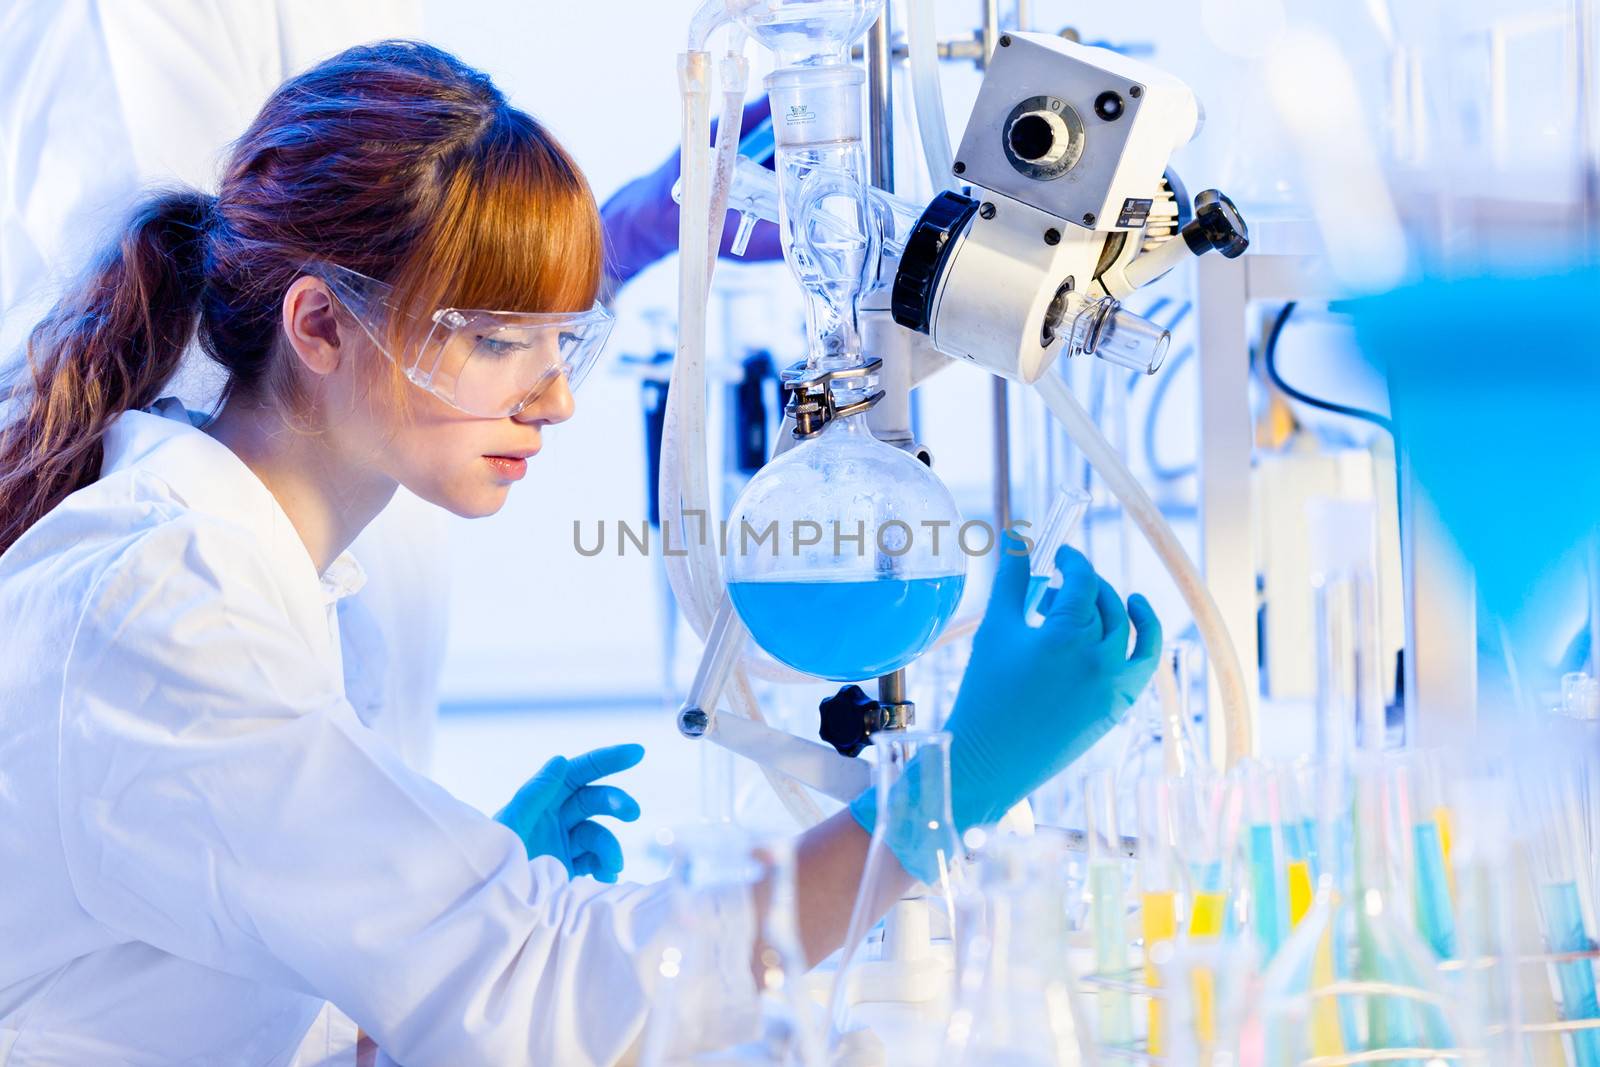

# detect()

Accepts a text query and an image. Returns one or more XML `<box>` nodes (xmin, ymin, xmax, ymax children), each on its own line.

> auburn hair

<box><xmin>0</xmin><ymin>39</ymin><xmax>601</xmax><ymax>555</ymax></box>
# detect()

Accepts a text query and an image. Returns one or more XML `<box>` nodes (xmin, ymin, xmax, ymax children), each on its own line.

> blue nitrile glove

<box><xmin>850</xmin><ymin>540</ymin><xmax>1161</xmax><ymax>879</ymax></box>
<box><xmin>495</xmin><ymin>744</ymin><xmax>645</xmax><ymax>883</ymax></box>
<box><xmin>600</xmin><ymin>95</ymin><xmax>784</xmax><ymax>289</ymax></box>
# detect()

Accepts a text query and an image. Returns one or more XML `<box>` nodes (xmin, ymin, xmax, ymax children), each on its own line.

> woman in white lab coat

<box><xmin>0</xmin><ymin>40</ymin><xmax>1160</xmax><ymax>1066</ymax></box>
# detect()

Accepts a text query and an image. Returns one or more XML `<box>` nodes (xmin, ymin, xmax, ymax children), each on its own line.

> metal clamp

<box><xmin>782</xmin><ymin>358</ymin><xmax>886</xmax><ymax>437</ymax></box>
<box><xmin>871</xmin><ymin>700</ymin><xmax>915</xmax><ymax>732</ymax></box>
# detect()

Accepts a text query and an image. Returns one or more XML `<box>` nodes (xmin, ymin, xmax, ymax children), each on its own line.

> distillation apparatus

<box><xmin>662</xmin><ymin>0</ymin><xmax>1256</xmax><ymax>830</ymax></box>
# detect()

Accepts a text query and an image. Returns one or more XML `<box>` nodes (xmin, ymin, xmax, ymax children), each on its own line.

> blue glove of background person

<box><xmin>495</xmin><ymin>744</ymin><xmax>644</xmax><ymax>883</ymax></box>
<box><xmin>849</xmin><ymin>540</ymin><xmax>1161</xmax><ymax>878</ymax></box>
<box><xmin>600</xmin><ymin>95</ymin><xmax>783</xmax><ymax>289</ymax></box>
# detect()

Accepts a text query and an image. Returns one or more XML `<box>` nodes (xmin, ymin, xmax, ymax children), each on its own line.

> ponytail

<box><xmin>0</xmin><ymin>188</ymin><xmax>211</xmax><ymax>555</ymax></box>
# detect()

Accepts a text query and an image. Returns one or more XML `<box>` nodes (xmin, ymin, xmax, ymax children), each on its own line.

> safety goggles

<box><xmin>307</xmin><ymin>261</ymin><xmax>614</xmax><ymax>418</ymax></box>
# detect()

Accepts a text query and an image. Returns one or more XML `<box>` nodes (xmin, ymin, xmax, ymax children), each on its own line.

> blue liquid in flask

<box><xmin>728</xmin><ymin>573</ymin><xmax>965</xmax><ymax>681</ymax></box>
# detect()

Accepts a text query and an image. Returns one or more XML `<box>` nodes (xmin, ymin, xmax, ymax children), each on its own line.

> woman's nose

<box><xmin>514</xmin><ymin>372</ymin><xmax>575</xmax><ymax>426</ymax></box>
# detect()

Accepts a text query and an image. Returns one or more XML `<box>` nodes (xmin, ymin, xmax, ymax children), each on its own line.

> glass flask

<box><xmin>1253</xmin><ymin>759</ymin><xmax>1467</xmax><ymax>1065</ymax></box>
<box><xmin>637</xmin><ymin>826</ymin><xmax>765</xmax><ymax>1066</ymax></box>
<box><xmin>827</xmin><ymin>730</ymin><xmax>965</xmax><ymax>1067</ymax></box>
<box><xmin>939</xmin><ymin>833</ymin><xmax>1090</xmax><ymax>1067</ymax></box>
<box><xmin>1153</xmin><ymin>931</ymin><xmax>1258</xmax><ymax>1067</ymax></box>
<box><xmin>636</xmin><ymin>827</ymin><xmax>830</xmax><ymax>1067</ymax></box>
<box><xmin>732</xmin><ymin>0</ymin><xmax>885</xmax><ymax>66</ymax></box>
<box><xmin>725</xmin><ymin>413</ymin><xmax>967</xmax><ymax>682</ymax></box>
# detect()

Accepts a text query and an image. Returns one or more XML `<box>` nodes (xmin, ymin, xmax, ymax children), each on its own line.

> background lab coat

<box><xmin>0</xmin><ymin>0</ymin><xmax>445</xmax><ymax>767</ymax></box>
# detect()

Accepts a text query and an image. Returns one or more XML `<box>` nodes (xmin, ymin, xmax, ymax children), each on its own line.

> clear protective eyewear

<box><xmin>307</xmin><ymin>261</ymin><xmax>615</xmax><ymax>418</ymax></box>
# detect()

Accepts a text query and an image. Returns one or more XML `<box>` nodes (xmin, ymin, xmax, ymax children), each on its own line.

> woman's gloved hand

<box><xmin>849</xmin><ymin>539</ymin><xmax>1161</xmax><ymax>877</ymax></box>
<box><xmin>495</xmin><ymin>744</ymin><xmax>644</xmax><ymax>883</ymax></box>
<box><xmin>946</xmin><ymin>540</ymin><xmax>1161</xmax><ymax>829</ymax></box>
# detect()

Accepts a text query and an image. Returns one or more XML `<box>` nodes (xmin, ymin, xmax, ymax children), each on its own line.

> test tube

<box><xmin>1138</xmin><ymin>774</ymin><xmax>1181</xmax><ymax>1055</ymax></box>
<box><xmin>1396</xmin><ymin>754</ymin><xmax>1458</xmax><ymax>960</ymax></box>
<box><xmin>1173</xmin><ymin>772</ymin><xmax>1234</xmax><ymax>1047</ymax></box>
<box><xmin>1155</xmin><ymin>641</ymin><xmax>1208</xmax><ymax>781</ymax></box>
<box><xmin>1085</xmin><ymin>768</ymin><xmax>1133</xmax><ymax>1048</ymax></box>
<box><xmin>1237</xmin><ymin>762</ymin><xmax>1290</xmax><ymax>962</ymax></box>
<box><xmin>1024</xmin><ymin>485</ymin><xmax>1092</xmax><ymax>627</ymax></box>
<box><xmin>1524</xmin><ymin>758</ymin><xmax>1600</xmax><ymax>1067</ymax></box>
<box><xmin>1282</xmin><ymin>760</ymin><xmax>1319</xmax><ymax>927</ymax></box>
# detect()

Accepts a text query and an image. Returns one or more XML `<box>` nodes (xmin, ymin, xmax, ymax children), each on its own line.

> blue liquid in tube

<box><xmin>1249</xmin><ymin>823</ymin><xmax>1289</xmax><ymax>959</ymax></box>
<box><xmin>729</xmin><ymin>574</ymin><xmax>965</xmax><ymax>681</ymax></box>
<box><xmin>1411</xmin><ymin>821</ymin><xmax>1457</xmax><ymax>959</ymax></box>
<box><xmin>1541</xmin><ymin>880</ymin><xmax>1600</xmax><ymax>1067</ymax></box>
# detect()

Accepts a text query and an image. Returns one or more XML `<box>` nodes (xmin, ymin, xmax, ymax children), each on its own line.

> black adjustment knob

<box><xmin>891</xmin><ymin>191</ymin><xmax>980</xmax><ymax>335</ymax></box>
<box><xmin>1181</xmin><ymin>189</ymin><xmax>1250</xmax><ymax>259</ymax></box>
<box><xmin>818</xmin><ymin>684</ymin><xmax>878</xmax><ymax>758</ymax></box>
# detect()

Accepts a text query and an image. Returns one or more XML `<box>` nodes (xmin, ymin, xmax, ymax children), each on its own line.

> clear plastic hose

<box><xmin>686</xmin><ymin>0</ymin><xmax>734</xmax><ymax>51</ymax></box>
<box><xmin>705</xmin><ymin>45</ymin><xmax>749</xmax><ymax>282</ymax></box>
<box><xmin>663</xmin><ymin>50</ymin><xmax>715</xmax><ymax>634</ymax></box>
<box><xmin>906</xmin><ymin>0</ymin><xmax>955</xmax><ymax>192</ymax></box>
<box><xmin>1033</xmin><ymin>371</ymin><xmax>1253</xmax><ymax>767</ymax></box>
<box><xmin>667</xmin><ymin>46</ymin><xmax>823</xmax><ymax>829</ymax></box>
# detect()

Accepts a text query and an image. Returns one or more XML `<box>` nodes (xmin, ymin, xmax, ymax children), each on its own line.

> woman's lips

<box><xmin>484</xmin><ymin>455</ymin><xmax>528</xmax><ymax>481</ymax></box>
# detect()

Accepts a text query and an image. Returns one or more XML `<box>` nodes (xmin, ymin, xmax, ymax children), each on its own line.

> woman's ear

<box><xmin>281</xmin><ymin>276</ymin><xmax>343</xmax><ymax>376</ymax></box>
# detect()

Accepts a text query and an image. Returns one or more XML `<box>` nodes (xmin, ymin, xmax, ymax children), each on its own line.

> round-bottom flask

<box><xmin>725</xmin><ymin>414</ymin><xmax>967</xmax><ymax>682</ymax></box>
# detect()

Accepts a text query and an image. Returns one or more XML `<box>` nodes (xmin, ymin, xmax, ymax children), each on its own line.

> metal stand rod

<box><xmin>992</xmin><ymin>379</ymin><xmax>1012</xmax><ymax>531</ymax></box>
<box><xmin>867</xmin><ymin>5</ymin><xmax>894</xmax><ymax>192</ymax></box>
<box><xmin>979</xmin><ymin>0</ymin><xmax>1013</xmax><ymax>534</ymax></box>
<box><xmin>1577</xmin><ymin>0</ymin><xmax>1600</xmax><ymax>253</ymax></box>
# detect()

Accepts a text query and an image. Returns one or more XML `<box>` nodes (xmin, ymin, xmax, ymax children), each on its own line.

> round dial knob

<box><xmin>1006</xmin><ymin>108</ymin><xmax>1074</xmax><ymax>166</ymax></box>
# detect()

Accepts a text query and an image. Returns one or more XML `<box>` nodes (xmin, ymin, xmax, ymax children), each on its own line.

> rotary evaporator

<box><xmin>663</xmin><ymin>0</ymin><xmax>1253</xmax><ymax>812</ymax></box>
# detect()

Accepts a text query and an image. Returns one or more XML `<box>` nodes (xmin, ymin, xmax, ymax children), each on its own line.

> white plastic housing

<box><xmin>924</xmin><ymin>192</ymin><xmax>1100</xmax><ymax>383</ymax></box>
<box><xmin>951</xmin><ymin>32</ymin><xmax>1200</xmax><ymax>232</ymax></box>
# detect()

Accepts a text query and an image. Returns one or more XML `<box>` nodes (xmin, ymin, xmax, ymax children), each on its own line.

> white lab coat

<box><xmin>0</xmin><ymin>10</ymin><xmax>448</xmax><ymax>1057</ymax></box>
<box><xmin>0</xmin><ymin>401</ymin><xmax>758</xmax><ymax>1066</ymax></box>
